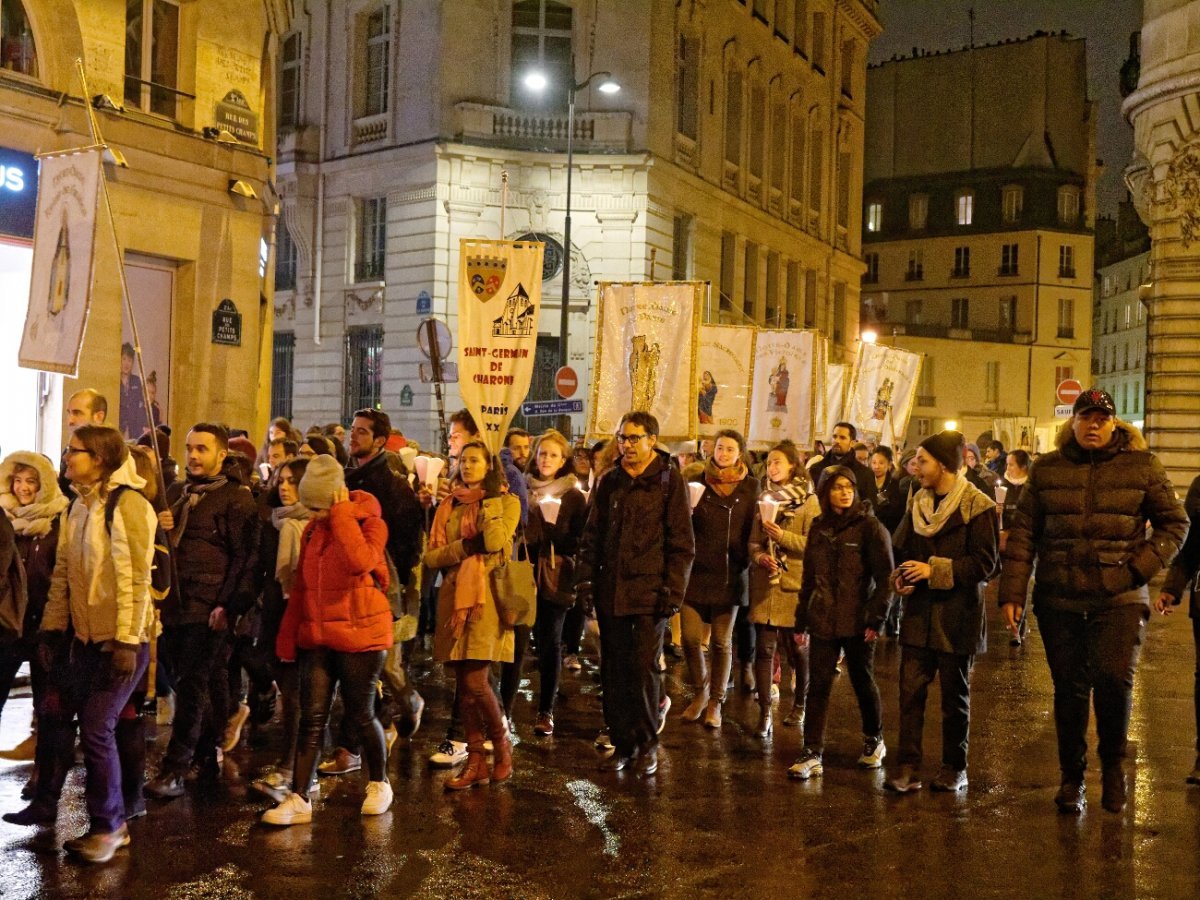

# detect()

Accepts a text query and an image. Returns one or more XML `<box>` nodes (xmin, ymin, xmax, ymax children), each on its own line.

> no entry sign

<box><xmin>555</xmin><ymin>366</ymin><xmax>578</xmax><ymax>399</ymax></box>
<box><xmin>1056</xmin><ymin>379</ymin><xmax>1083</xmax><ymax>406</ymax></box>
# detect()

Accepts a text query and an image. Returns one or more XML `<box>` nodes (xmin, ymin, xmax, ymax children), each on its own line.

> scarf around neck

<box><xmin>2</xmin><ymin>494</ymin><xmax>69</xmax><ymax>537</ymax></box>
<box><xmin>171</xmin><ymin>473</ymin><xmax>230</xmax><ymax>546</ymax></box>
<box><xmin>1004</xmin><ymin>474</ymin><xmax>1028</xmax><ymax>487</ymax></box>
<box><xmin>271</xmin><ymin>502</ymin><xmax>311</xmax><ymax>530</ymax></box>
<box><xmin>764</xmin><ymin>479</ymin><xmax>808</xmax><ymax>521</ymax></box>
<box><xmin>911</xmin><ymin>474</ymin><xmax>971</xmax><ymax>538</ymax></box>
<box><xmin>526</xmin><ymin>474</ymin><xmax>577</xmax><ymax>504</ymax></box>
<box><xmin>430</xmin><ymin>484</ymin><xmax>488</xmax><ymax>638</ymax></box>
<box><xmin>705</xmin><ymin>458</ymin><xmax>747</xmax><ymax>497</ymax></box>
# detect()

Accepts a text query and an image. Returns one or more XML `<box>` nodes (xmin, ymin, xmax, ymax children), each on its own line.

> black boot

<box><xmin>1101</xmin><ymin>764</ymin><xmax>1127</xmax><ymax>813</ymax></box>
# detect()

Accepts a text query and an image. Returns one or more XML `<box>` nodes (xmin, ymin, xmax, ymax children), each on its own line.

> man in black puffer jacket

<box><xmin>1001</xmin><ymin>389</ymin><xmax>1189</xmax><ymax>815</ymax></box>
<box><xmin>147</xmin><ymin>424</ymin><xmax>258</xmax><ymax>799</ymax></box>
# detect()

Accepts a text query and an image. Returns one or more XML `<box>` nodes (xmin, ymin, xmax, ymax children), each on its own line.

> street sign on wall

<box><xmin>522</xmin><ymin>399</ymin><xmax>583</xmax><ymax>417</ymax></box>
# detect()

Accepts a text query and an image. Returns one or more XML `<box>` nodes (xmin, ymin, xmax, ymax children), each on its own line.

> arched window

<box><xmin>0</xmin><ymin>0</ymin><xmax>37</xmax><ymax>78</ymax></box>
<box><xmin>512</xmin><ymin>0</ymin><xmax>573</xmax><ymax>111</ymax></box>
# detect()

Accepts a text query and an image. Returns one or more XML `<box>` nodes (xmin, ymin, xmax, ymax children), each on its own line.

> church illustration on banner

<box><xmin>492</xmin><ymin>282</ymin><xmax>535</xmax><ymax>338</ymax></box>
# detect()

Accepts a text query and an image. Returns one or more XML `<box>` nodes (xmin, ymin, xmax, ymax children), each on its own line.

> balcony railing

<box><xmin>889</xmin><ymin>323</ymin><xmax>1029</xmax><ymax>344</ymax></box>
<box><xmin>455</xmin><ymin>102</ymin><xmax>632</xmax><ymax>152</ymax></box>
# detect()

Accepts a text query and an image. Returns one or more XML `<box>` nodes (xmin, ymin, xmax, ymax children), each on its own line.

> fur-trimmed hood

<box><xmin>0</xmin><ymin>451</ymin><xmax>69</xmax><ymax>533</ymax></box>
<box><xmin>1055</xmin><ymin>418</ymin><xmax>1148</xmax><ymax>456</ymax></box>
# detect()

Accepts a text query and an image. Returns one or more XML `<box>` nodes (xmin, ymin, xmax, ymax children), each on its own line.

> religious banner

<box><xmin>696</xmin><ymin>324</ymin><xmax>756</xmax><ymax>437</ymax></box>
<box><xmin>588</xmin><ymin>281</ymin><xmax>702</xmax><ymax>442</ymax></box>
<box><xmin>821</xmin><ymin>363</ymin><xmax>848</xmax><ymax>440</ymax></box>
<box><xmin>845</xmin><ymin>342</ymin><xmax>922</xmax><ymax>446</ymax></box>
<box><xmin>748</xmin><ymin>329</ymin><xmax>817</xmax><ymax>449</ymax></box>
<box><xmin>457</xmin><ymin>238</ymin><xmax>545</xmax><ymax>453</ymax></box>
<box><xmin>19</xmin><ymin>148</ymin><xmax>103</xmax><ymax>376</ymax></box>
<box><xmin>993</xmin><ymin>416</ymin><xmax>1038</xmax><ymax>452</ymax></box>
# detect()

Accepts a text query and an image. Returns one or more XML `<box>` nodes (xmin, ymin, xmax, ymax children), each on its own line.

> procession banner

<box><xmin>19</xmin><ymin>148</ymin><xmax>103</xmax><ymax>376</ymax></box>
<box><xmin>697</xmin><ymin>324</ymin><xmax>756</xmax><ymax>438</ymax></box>
<box><xmin>993</xmin><ymin>416</ymin><xmax>1037</xmax><ymax>451</ymax></box>
<box><xmin>845</xmin><ymin>342</ymin><xmax>922</xmax><ymax>446</ymax></box>
<box><xmin>821</xmin><ymin>363</ymin><xmax>848</xmax><ymax>439</ymax></box>
<box><xmin>747</xmin><ymin>329</ymin><xmax>817</xmax><ymax>449</ymax></box>
<box><xmin>588</xmin><ymin>281</ymin><xmax>702</xmax><ymax>442</ymax></box>
<box><xmin>457</xmin><ymin>238</ymin><xmax>545</xmax><ymax>453</ymax></box>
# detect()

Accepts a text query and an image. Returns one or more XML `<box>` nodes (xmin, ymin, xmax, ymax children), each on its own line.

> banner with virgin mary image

<box><xmin>845</xmin><ymin>342</ymin><xmax>922</xmax><ymax>446</ymax></box>
<box><xmin>748</xmin><ymin>329</ymin><xmax>817</xmax><ymax>449</ymax></box>
<box><xmin>696</xmin><ymin>324</ymin><xmax>756</xmax><ymax>438</ymax></box>
<box><xmin>588</xmin><ymin>281</ymin><xmax>702</xmax><ymax>442</ymax></box>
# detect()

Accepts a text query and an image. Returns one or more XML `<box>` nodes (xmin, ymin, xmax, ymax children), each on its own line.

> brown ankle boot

<box><xmin>491</xmin><ymin>735</ymin><xmax>513</xmax><ymax>783</ymax></box>
<box><xmin>445</xmin><ymin>750</ymin><xmax>490</xmax><ymax>791</ymax></box>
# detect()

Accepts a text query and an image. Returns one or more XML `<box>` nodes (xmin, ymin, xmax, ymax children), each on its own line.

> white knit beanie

<box><xmin>298</xmin><ymin>454</ymin><xmax>345</xmax><ymax>510</ymax></box>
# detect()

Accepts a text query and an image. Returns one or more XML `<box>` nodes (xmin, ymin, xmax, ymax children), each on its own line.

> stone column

<box><xmin>1123</xmin><ymin>3</ymin><xmax>1200</xmax><ymax>485</ymax></box>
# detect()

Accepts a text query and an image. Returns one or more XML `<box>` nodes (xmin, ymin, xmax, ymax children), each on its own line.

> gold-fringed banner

<box><xmin>748</xmin><ymin>329</ymin><xmax>817</xmax><ymax>450</ymax></box>
<box><xmin>697</xmin><ymin>324</ymin><xmax>756</xmax><ymax>438</ymax></box>
<box><xmin>19</xmin><ymin>148</ymin><xmax>103</xmax><ymax>376</ymax></box>
<box><xmin>846</xmin><ymin>342</ymin><xmax>922</xmax><ymax>447</ymax></box>
<box><xmin>457</xmin><ymin>238</ymin><xmax>544</xmax><ymax>453</ymax></box>
<box><xmin>588</xmin><ymin>281</ymin><xmax>702</xmax><ymax>442</ymax></box>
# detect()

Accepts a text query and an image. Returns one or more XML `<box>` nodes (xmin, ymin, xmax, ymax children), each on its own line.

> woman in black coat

<box><xmin>788</xmin><ymin>466</ymin><xmax>894</xmax><ymax>781</ymax></box>
<box><xmin>680</xmin><ymin>429</ymin><xmax>759</xmax><ymax>729</ymax></box>
<box><xmin>868</xmin><ymin>446</ymin><xmax>906</xmax><ymax>534</ymax></box>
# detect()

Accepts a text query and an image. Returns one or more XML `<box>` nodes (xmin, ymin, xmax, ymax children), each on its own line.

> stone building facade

<box><xmin>1123</xmin><ymin>0</ymin><xmax>1200</xmax><ymax>483</ymax></box>
<box><xmin>270</xmin><ymin>0</ymin><xmax>880</xmax><ymax>448</ymax></box>
<box><xmin>1092</xmin><ymin>251</ymin><xmax>1149</xmax><ymax>426</ymax></box>
<box><xmin>0</xmin><ymin>0</ymin><xmax>289</xmax><ymax>455</ymax></box>
<box><xmin>859</xmin><ymin>32</ymin><xmax>1097</xmax><ymax>450</ymax></box>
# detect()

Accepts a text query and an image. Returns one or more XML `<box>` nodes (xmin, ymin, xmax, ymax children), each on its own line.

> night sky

<box><xmin>869</xmin><ymin>0</ymin><xmax>1143</xmax><ymax>217</ymax></box>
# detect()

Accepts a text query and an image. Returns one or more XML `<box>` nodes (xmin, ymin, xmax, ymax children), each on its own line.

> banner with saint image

<box><xmin>457</xmin><ymin>238</ymin><xmax>545</xmax><ymax>454</ymax></box>
<box><xmin>697</xmin><ymin>324</ymin><xmax>756</xmax><ymax>438</ymax></box>
<box><xmin>845</xmin><ymin>342</ymin><xmax>922</xmax><ymax>446</ymax></box>
<box><xmin>19</xmin><ymin>148</ymin><xmax>103</xmax><ymax>376</ymax></box>
<box><xmin>747</xmin><ymin>329</ymin><xmax>818</xmax><ymax>449</ymax></box>
<box><xmin>588</xmin><ymin>282</ymin><xmax>702</xmax><ymax>442</ymax></box>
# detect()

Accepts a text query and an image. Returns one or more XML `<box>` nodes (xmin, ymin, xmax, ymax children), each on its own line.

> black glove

<box><xmin>37</xmin><ymin>631</ymin><xmax>65</xmax><ymax>672</ymax></box>
<box><xmin>654</xmin><ymin>590</ymin><xmax>680</xmax><ymax>620</ymax></box>
<box><xmin>576</xmin><ymin>581</ymin><xmax>594</xmax><ymax>616</ymax></box>
<box><xmin>110</xmin><ymin>643</ymin><xmax>139</xmax><ymax>682</ymax></box>
<box><xmin>461</xmin><ymin>533</ymin><xmax>486</xmax><ymax>556</ymax></box>
<box><xmin>482</xmin><ymin>465</ymin><xmax>504</xmax><ymax>499</ymax></box>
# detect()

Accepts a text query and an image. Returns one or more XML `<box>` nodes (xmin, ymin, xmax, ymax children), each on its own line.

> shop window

<box><xmin>125</xmin><ymin>0</ymin><xmax>180</xmax><ymax>117</ymax></box>
<box><xmin>0</xmin><ymin>0</ymin><xmax>37</xmax><ymax>78</ymax></box>
<box><xmin>513</xmin><ymin>0</ymin><xmax>572</xmax><ymax>111</ymax></box>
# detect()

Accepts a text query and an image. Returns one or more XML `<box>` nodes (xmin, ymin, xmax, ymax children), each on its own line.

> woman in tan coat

<box><xmin>424</xmin><ymin>441</ymin><xmax>521</xmax><ymax>790</ymax></box>
<box><xmin>748</xmin><ymin>441</ymin><xmax>820</xmax><ymax>739</ymax></box>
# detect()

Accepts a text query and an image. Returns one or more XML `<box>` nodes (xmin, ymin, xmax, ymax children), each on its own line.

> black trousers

<box><xmin>805</xmin><ymin>635</ymin><xmax>882</xmax><ymax>754</ymax></box>
<box><xmin>596</xmin><ymin>609</ymin><xmax>666</xmax><ymax>756</ymax></box>
<box><xmin>160</xmin><ymin>623</ymin><xmax>231</xmax><ymax>774</ymax></box>
<box><xmin>534</xmin><ymin>596</ymin><xmax>571</xmax><ymax>715</ymax></box>
<box><xmin>1037</xmin><ymin>603</ymin><xmax>1147</xmax><ymax>777</ymax></box>
<box><xmin>563</xmin><ymin>604</ymin><xmax>585</xmax><ymax>655</ymax></box>
<box><xmin>1194</xmin><ymin>616</ymin><xmax>1200</xmax><ymax>754</ymax></box>
<box><xmin>293</xmin><ymin>648</ymin><xmax>387</xmax><ymax>796</ymax></box>
<box><xmin>0</xmin><ymin>637</ymin><xmax>42</xmax><ymax>724</ymax></box>
<box><xmin>898</xmin><ymin>646</ymin><xmax>973</xmax><ymax>771</ymax></box>
<box><xmin>500</xmin><ymin>624</ymin><xmax>532</xmax><ymax>719</ymax></box>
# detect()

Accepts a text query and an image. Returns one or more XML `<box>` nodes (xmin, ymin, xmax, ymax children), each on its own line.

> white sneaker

<box><xmin>788</xmin><ymin>749</ymin><xmax>824</xmax><ymax>781</ymax></box>
<box><xmin>858</xmin><ymin>736</ymin><xmax>887</xmax><ymax>769</ymax></box>
<box><xmin>361</xmin><ymin>780</ymin><xmax>394</xmax><ymax>816</ymax></box>
<box><xmin>429</xmin><ymin>740</ymin><xmax>468</xmax><ymax>768</ymax></box>
<box><xmin>261</xmin><ymin>792</ymin><xmax>312</xmax><ymax>826</ymax></box>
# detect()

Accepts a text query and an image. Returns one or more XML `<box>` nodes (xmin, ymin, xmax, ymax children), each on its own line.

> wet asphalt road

<box><xmin>1</xmin><ymin>590</ymin><xmax>1199</xmax><ymax>900</ymax></box>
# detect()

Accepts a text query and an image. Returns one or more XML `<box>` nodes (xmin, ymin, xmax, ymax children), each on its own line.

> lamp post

<box><xmin>525</xmin><ymin>62</ymin><xmax>620</xmax><ymax>426</ymax></box>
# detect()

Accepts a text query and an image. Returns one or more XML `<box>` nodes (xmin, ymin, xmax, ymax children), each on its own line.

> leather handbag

<box><xmin>490</xmin><ymin>534</ymin><xmax>536</xmax><ymax>628</ymax></box>
<box><xmin>537</xmin><ymin>548</ymin><xmax>577</xmax><ymax>609</ymax></box>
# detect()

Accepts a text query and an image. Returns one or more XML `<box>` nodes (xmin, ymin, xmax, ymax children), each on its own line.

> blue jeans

<box><xmin>44</xmin><ymin>640</ymin><xmax>149</xmax><ymax>833</ymax></box>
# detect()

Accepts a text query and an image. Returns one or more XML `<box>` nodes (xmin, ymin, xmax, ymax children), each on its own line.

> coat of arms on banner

<box><xmin>466</xmin><ymin>252</ymin><xmax>508</xmax><ymax>303</ymax></box>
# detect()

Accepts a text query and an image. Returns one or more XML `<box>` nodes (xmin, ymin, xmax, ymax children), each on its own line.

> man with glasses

<box><xmin>576</xmin><ymin>412</ymin><xmax>694</xmax><ymax>777</ymax></box>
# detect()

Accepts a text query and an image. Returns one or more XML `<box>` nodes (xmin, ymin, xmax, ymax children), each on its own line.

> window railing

<box><xmin>354</xmin><ymin>258</ymin><xmax>385</xmax><ymax>283</ymax></box>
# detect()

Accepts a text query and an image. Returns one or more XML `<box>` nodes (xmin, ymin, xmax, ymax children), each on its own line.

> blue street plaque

<box><xmin>416</xmin><ymin>290</ymin><xmax>432</xmax><ymax>314</ymax></box>
<box><xmin>521</xmin><ymin>399</ymin><xmax>583</xmax><ymax>417</ymax></box>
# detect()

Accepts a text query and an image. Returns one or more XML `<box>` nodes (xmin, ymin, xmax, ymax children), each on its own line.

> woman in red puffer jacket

<box><xmin>263</xmin><ymin>456</ymin><xmax>394</xmax><ymax>826</ymax></box>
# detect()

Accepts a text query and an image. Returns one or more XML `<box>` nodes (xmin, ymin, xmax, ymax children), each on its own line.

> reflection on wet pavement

<box><xmin>1</xmin><ymin>591</ymin><xmax>1198</xmax><ymax>898</ymax></box>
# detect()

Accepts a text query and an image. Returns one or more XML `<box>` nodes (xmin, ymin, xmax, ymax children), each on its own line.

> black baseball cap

<box><xmin>1073</xmin><ymin>388</ymin><xmax>1116</xmax><ymax>416</ymax></box>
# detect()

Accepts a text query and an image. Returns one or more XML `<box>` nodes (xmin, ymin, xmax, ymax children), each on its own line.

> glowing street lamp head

<box><xmin>597</xmin><ymin>79</ymin><xmax>620</xmax><ymax>94</ymax></box>
<box><xmin>944</xmin><ymin>420</ymin><xmax>958</xmax><ymax>432</ymax></box>
<box><xmin>861</xmin><ymin>329</ymin><xmax>878</xmax><ymax>344</ymax></box>
<box><xmin>524</xmin><ymin>71</ymin><xmax>548</xmax><ymax>92</ymax></box>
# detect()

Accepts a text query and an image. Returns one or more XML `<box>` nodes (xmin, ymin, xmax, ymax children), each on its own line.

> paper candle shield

<box><xmin>539</xmin><ymin>496</ymin><xmax>562</xmax><ymax>525</ymax></box>
<box><xmin>758</xmin><ymin>498</ymin><xmax>780</xmax><ymax>525</ymax></box>
<box><xmin>687</xmin><ymin>482</ymin><xmax>706</xmax><ymax>510</ymax></box>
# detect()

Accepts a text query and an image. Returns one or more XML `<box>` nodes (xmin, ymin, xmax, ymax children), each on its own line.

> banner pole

<box><xmin>499</xmin><ymin>170</ymin><xmax>509</xmax><ymax>238</ymax></box>
<box><xmin>75</xmin><ymin>59</ymin><xmax>176</xmax><ymax>661</ymax></box>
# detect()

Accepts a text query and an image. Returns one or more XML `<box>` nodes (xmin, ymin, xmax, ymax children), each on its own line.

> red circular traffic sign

<box><xmin>555</xmin><ymin>366</ymin><xmax>578</xmax><ymax>399</ymax></box>
<box><xmin>1056</xmin><ymin>379</ymin><xmax>1083</xmax><ymax>406</ymax></box>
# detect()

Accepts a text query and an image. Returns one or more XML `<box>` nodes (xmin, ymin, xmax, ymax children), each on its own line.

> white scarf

<box><xmin>1</xmin><ymin>494</ymin><xmax>69</xmax><ymax>537</ymax></box>
<box><xmin>1004</xmin><ymin>474</ymin><xmax>1028</xmax><ymax>487</ymax></box>
<box><xmin>911</xmin><ymin>474</ymin><xmax>971</xmax><ymax>538</ymax></box>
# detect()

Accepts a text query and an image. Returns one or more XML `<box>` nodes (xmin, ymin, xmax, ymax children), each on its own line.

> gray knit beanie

<box><xmin>298</xmin><ymin>454</ymin><xmax>345</xmax><ymax>510</ymax></box>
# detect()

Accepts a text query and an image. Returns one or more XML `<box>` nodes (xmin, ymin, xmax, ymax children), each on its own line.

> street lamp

<box><xmin>860</xmin><ymin>329</ymin><xmax>878</xmax><ymax>344</ymax></box>
<box><xmin>524</xmin><ymin>62</ymin><xmax>621</xmax><ymax>382</ymax></box>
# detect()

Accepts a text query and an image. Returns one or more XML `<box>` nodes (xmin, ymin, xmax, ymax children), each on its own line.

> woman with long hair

<box><xmin>424</xmin><ymin>441</ymin><xmax>521</xmax><ymax>789</ymax></box>
<box><xmin>524</xmin><ymin>429</ymin><xmax>588</xmax><ymax>736</ymax></box>
<box><xmin>20</xmin><ymin>426</ymin><xmax>156</xmax><ymax>862</ymax></box>
<box><xmin>747</xmin><ymin>441</ymin><xmax>819</xmax><ymax>738</ymax></box>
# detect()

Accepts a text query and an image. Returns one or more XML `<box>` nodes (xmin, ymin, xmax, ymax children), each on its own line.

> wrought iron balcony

<box><xmin>454</xmin><ymin>102</ymin><xmax>632</xmax><ymax>152</ymax></box>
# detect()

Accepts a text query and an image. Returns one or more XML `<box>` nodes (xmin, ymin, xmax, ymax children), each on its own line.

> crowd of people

<box><xmin>0</xmin><ymin>384</ymin><xmax>1196</xmax><ymax>863</ymax></box>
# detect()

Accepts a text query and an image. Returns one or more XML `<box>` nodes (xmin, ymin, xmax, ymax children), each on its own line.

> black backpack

<box><xmin>102</xmin><ymin>486</ymin><xmax>174</xmax><ymax>608</ymax></box>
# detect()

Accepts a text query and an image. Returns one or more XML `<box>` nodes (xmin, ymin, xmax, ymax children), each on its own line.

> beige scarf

<box><xmin>911</xmin><ymin>474</ymin><xmax>970</xmax><ymax>538</ymax></box>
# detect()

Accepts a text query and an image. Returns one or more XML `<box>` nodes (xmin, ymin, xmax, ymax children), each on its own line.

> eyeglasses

<box><xmin>65</xmin><ymin>447</ymin><xmax>92</xmax><ymax>456</ymax></box>
<box><xmin>614</xmin><ymin>434</ymin><xmax>647</xmax><ymax>445</ymax></box>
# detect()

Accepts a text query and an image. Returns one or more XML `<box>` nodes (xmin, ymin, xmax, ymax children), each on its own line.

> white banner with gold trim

<box><xmin>588</xmin><ymin>282</ymin><xmax>702</xmax><ymax>441</ymax></box>
<box><xmin>846</xmin><ymin>343</ymin><xmax>922</xmax><ymax>446</ymax></box>
<box><xmin>820</xmin><ymin>363</ymin><xmax>848</xmax><ymax>440</ymax></box>
<box><xmin>19</xmin><ymin>148</ymin><xmax>103</xmax><ymax>376</ymax></box>
<box><xmin>748</xmin><ymin>329</ymin><xmax>817</xmax><ymax>449</ymax></box>
<box><xmin>697</xmin><ymin>324</ymin><xmax>755</xmax><ymax>438</ymax></box>
<box><xmin>457</xmin><ymin>238</ymin><xmax>544</xmax><ymax>454</ymax></box>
